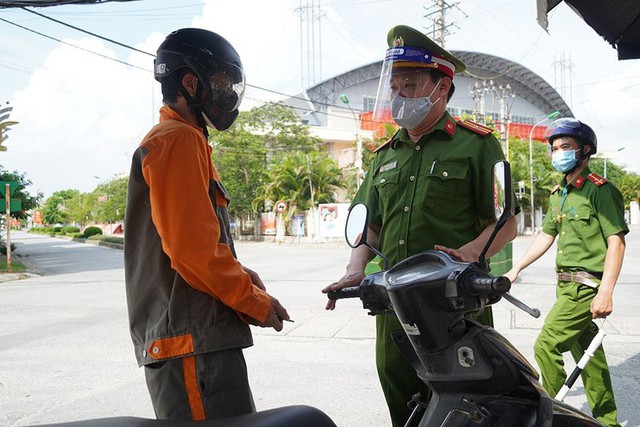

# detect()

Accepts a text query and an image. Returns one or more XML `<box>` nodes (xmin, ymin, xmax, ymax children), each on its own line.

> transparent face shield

<box><xmin>372</xmin><ymin>46</ymin><xmax>452</xmax><ymax>124</ymax></box>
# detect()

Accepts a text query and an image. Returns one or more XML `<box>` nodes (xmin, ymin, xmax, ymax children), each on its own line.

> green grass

<box><xmin>0</xmin><ymin>259</ymin><xmax>26</xmax><ymax>272</ymax></box>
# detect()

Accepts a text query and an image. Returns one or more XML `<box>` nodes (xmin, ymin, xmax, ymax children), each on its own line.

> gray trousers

<box><xmin>144</xmin><ymin>348</ymin><xmax>255</xmax><ymax>420</ymax></box>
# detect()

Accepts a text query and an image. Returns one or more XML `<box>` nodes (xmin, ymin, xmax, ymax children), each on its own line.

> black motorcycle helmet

<box><xmin>155</xmin><ymin>28</ymin><xmax>245</xmax><ymax>134</ymax></box>
<box><xmin>544</xmin><ymin>118</ymin><xmax>598</xmax><ymax>156</ymax></box>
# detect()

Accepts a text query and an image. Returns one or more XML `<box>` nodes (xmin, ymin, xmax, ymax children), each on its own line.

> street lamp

<box><xmin>528</xmin><ymin>110</ymin><xmax>561</xmax><ymax>234</ymax></box>
<box><xmin>339</xmin><ymin>94</ymin><xmax>363</xmax><ymax>190</ymax></box>
<box><xmin>602</xmin><ymin>147</ymin><xmax>626</xmax><ymax>179</ymax></box>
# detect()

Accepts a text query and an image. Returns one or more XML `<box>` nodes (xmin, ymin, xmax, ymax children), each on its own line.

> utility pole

<box><xmin>339</xmin><ymin>94</ymin><xmax>363</xmax><ymax>190</ymax></box>
<box><xmin>423</xmin><ymin>0</ymin><xmax>466</xmax><ymax>48</ymax></box>
<box><xmin>553</xmin><ymin>52</ymin><xmax>573</xmax><ymax>110</ymax></box>
<box><xmin>296</xmin><ymin>0</ymin><xmax>323</xmax><ymax>89</ymax></box>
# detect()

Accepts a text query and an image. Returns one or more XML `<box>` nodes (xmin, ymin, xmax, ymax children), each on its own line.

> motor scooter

<box><xmin>328</xmin><ymin>160</ymin><xmax>603</xmax><ymax>426</ymax></box>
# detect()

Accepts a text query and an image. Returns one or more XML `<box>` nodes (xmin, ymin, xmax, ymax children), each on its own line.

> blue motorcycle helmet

<box><xmin>544</xmin><ymin>118</ymin><xmax>598</xmax><ymax>156</ymax></box>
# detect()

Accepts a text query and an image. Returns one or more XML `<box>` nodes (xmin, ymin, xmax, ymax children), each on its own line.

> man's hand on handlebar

<box><xmin>322</xmin><ymin>269</ymin><xmax>365</xmax><ymax>310</ymax></box>
<box><xmin>434</xmin><ymin>245</ymin><xmax>478</xmax><ymax>262</ymax></box>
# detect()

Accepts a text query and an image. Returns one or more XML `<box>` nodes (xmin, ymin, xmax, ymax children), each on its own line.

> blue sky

<box><xmin>1</xmin><ymin>0</ymin><xmax>639</xmax><ymax>197</ymax></box>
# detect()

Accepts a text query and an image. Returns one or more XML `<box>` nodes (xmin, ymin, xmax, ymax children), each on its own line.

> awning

<box><xmin>537</xmin><ymin>0</ymin><xmax>640</xmax><ymax>60</ymax></box>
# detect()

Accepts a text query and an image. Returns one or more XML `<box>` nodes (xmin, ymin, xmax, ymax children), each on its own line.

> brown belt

<box><xmin>557</xmin><ymin>271</ymin><xmax>601</xmax><ymax>288</ymax></box>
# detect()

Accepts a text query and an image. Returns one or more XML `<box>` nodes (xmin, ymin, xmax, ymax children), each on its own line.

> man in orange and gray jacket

<box><xmin>125</xmin><ymin>28</ymin><xmax>289</xmax><ymax>421</ymax></box>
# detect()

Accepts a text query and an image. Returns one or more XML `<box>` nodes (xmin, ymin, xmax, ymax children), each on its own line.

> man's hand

<box><xmin>259</xmin><ymin>296</ymin><xmax>290</xmax><ymax>332</ymax></box>
<box><xmin>503</xmin><ymin>268</ymin><xmax>519</xmax><ymax>285</ymax></box>
<box><xmin>322</xmin><ymin>269</ymin><xmax>365</xmax><ymax>310</ymax></box>
<box><xmin>591</xmin><ymin>291</ymin><xmax>613</xmax><ymax>319</ymax></box>
<box><xmin>433</xmin><ymin>245</ymin><xmax>478</xmax><ymax>262</ymax></box>
<box><xmin>243</xmin><ymin>266</ymin><xmax>266</xmax><ymax>291</ymax></box>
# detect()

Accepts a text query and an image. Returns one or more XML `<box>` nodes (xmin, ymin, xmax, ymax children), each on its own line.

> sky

<box><xmin>1</xmin><ymin>0</ymin><xmax>639</xmax><ymax>198</ymax></box>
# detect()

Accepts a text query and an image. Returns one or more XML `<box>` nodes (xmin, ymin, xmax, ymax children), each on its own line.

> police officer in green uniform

<box><xmin>323</xmin><ymin>25</ymin><xmax>517</xmax><ymax>427</ymax></box>
<box><xmin>506</xmin><ymin>118</ymin><xmax>627</xmax><ymax>427</ymax></box>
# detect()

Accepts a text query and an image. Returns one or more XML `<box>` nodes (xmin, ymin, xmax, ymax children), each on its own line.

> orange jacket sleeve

<box><xmin>141</xmin><ymin>129</ymin><xmax>271</xmax><ymax>323</ymax></box>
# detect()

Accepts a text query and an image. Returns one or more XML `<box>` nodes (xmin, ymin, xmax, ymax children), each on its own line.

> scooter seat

<box><xmin>34</xmin><ymin>405</ymin><xmax>337</xmax><ymax>427</ymax></box>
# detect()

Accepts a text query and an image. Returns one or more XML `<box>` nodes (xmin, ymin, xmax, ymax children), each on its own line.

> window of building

<box><xmin>362</xmin><ymin>95</ymin><xmax>376</xmax><ymax>112</ymax></box>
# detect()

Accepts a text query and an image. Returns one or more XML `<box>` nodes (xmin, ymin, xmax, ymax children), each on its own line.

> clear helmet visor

<box><xmin>208</xmin><ymin>68</ymin><xmax>245</xmax><ymax>112</ymax></box>
<box><xmin>543</xmin><ymin>117</ymin><xmax>581</xmax><ymax>140</ymax></box>
<box><xmin>372</xmin><ymin>46</ymin><xmax>454</xmax><ymax>124</ymax></box>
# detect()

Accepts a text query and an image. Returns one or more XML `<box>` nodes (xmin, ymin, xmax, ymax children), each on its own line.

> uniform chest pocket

<box><xmin>373</xmin><ymin>170</ymin><xmax>400</xmax><ymax>212</ymax></box>
<box><xmin>422</xmin><ymin>162</ymin><xmax>470</xmax><ymax>213</ymax></box>
<box><xmin>566</xmin><ymin>206</ymin><xmax>599</xmax><ymax>239</ymax></box>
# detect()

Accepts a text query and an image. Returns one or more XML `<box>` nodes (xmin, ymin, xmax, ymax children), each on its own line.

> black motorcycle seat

<box><xmin>34</xmin><ymin>405</ymin><xmax>337</xmax><ymax>427</ymax></box>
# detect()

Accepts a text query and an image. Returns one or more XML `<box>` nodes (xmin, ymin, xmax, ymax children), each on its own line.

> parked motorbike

<box><xmin>329</xmin><ymin>160</ymin><xmax>602</xmax><ymax>427</ymax></box>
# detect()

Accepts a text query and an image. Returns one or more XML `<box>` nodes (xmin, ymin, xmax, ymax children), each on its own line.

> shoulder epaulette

<box><xmin>374</xmin><ymin>138</ymin><xmax>393</xmax><ymax>153</ymax></box>
<box><xmin>373</xmin><ymin>129</ymin><xmax>402</xmax><ymax>153</ymax></box>
<box><xmin>587</xmin><ymin>173</ymin><xmax>608</xmax><ymax>186</ymax></box>
<box><xmin>456</xmin><ymin>119</ymin><xmax>494</xmax><ymax>136</ymax></box>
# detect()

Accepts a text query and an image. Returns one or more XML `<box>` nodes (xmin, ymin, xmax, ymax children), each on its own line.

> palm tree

<box><xmin>262</xmin><ymin>151</ymin><xmax>345</xmax><ymax>217</ymax></box>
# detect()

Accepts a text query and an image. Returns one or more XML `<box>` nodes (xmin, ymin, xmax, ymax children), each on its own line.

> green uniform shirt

<box><xmin>353</xmin><ymin>112</ymin><xmax>505</xmax><ymax>266</ymax></box>
<box><xmin>541</xmin><ymin>167</ymin><xmax>629</xmax><ymax>274</ymax></box>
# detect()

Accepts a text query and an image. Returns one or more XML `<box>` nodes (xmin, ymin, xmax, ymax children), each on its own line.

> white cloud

<box><xmin>6</xmin><ymin>35</ymin><xmax>161</xmax><ymax>197</ymax></box>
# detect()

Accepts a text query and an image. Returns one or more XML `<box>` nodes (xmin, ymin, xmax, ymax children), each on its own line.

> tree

<box><xmin>618</xmin><ymin>173</ymin><xmax>640</xmax><ymax>208</ymax></box>
<box><xmin>91</xmin><ymin>176</ymin><xmax>128</xmax><ymax>223</ymax></box>
<box><xmin>41</xmin><ymin>189</ymin><xmax>77</xmax><ymax>225</ymax></box>
<box><xmin>507</xmin><ymin>136</ymin><xmax>561</xmax><ymax>214</ymax></box>
<box><xmin>262</xmin><ymin>151</ymin><xmax>344</xmax><ymax>214</ymax></box>
<box><xmin>0</xmin><ymin>166</ymin><xmax>38</xmax><ymax>219</ymax></box>
<box><xmin>64</xmin><ymin>191</ymin><xmax>97</xmax><ymax>226</ymax></box>
<box><xmin>210</xmin><ymin>102</ymin><xmax>322</xmax><ymax>217</ymax></box>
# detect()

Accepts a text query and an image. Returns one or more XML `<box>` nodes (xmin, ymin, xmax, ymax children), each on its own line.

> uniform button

<box><xmin>409</xmin><ymin>176</ymin><xmax>416</xmax><ymax>181</ymax></box>
<box><xmin>399</xmin><ymin>239</ymin><xmax>405</xmax><ymax>245</ymax></box>
<box><xmin>415</xmin><ymin>146</ymin><xmax>421</xmax><ymax>151</ymax></box>
<box><xmin>142</xmin><ymin>350</ymin><xmax>147</xmax><ymax>357</ymax></box>
<box><xmin>404</xmin><ymin>206</ymin><xmax>410</xmax><ymax>212</ymax></box>
<box><xmin>558</xmin><ymin>250</ymin><xmax>563</xmax><ymax>254</ymax></box>
<box><xmin>380</xmin><ymin>178</ymin><xmax>386</xmax><ymax>184</ymax></box>
<box><xmin>442</xmin><ymin>171</ymin><xmax>448</xmax><ymax>177</ymax></box>
<box><xmin>152</xmin><ymin>347</ymin><xmax>160</xmax><ymax>355</ymax></box>
<box><xmin>561</xmin><ymin>231</ymin><xmax>565</xmax><ymax>235</ymax></box>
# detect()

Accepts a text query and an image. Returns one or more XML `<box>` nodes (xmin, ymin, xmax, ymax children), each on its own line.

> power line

<box><xmin>3</xmin><ymin>10</ymin><xmax>371</xmax><ymax>114</ymax></box>
<box><xmin>20</xmin><ymin>7</ymin><xmax>155</xmax><ymax>57</ymax></box>
<box><xmin>0</xmin><ymin>16</ymin><xmax>151</xmax><ymax>72</ymax></box>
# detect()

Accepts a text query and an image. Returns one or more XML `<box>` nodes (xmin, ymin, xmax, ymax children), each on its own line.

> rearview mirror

<box><xmin>344</xmin><ymin>203</ymin><xmax>389</xmax><ymax>269</ymax></box>
<box><xmin>492</xmin><ymin>160</ymin><xmax>514</xmax><ymax>227</ymax></box>
<box><xmin>345</xmin><ymin>203</ymin><xmax>368</xmax><ymax>248</ymax></box>
<box><xmin>477</xmin><ymin>160</ymin><xmax>514</xmax><ymax>270</ymax></box>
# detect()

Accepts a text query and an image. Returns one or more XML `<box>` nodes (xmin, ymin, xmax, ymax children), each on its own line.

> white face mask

<box><xmin>391</xmin><ymin>79</ymin><xmax>441</xmax><ymax>130</ymax></box>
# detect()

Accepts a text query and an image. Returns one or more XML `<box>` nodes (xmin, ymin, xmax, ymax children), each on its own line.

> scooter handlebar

<box><xmin>462</xmin><ymin>274</ymin><xmax>511</xmax><ymax>296</ymax></box>
<box><xmin>327</xmin><ymin>286</ymin><xmax>360</xmax><ymax>300</ymax></box>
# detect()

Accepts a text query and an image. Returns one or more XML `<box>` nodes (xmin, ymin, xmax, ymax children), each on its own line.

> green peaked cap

<box><xmin>386</xmin><ymin>25</ymin><xmax>466</xmax><ymax>74</ymax></box>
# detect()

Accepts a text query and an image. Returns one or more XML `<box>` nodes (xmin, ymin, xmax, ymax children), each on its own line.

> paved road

<box><xmin>1</xmin><ymin>228</ymin><xmax>639</xmax><ymax>426</ymax></box>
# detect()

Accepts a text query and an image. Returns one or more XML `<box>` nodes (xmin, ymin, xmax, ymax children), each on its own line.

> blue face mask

<box><xmin>551</xmin><ymin>149</ymin><xmax>578</xmax><ymax>173</ymax></box>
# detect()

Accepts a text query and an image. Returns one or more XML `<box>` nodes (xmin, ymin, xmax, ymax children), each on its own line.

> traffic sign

<box><xmin>275</xmin><ymin>200</ymin><xmax>288</xmax><ymax>213</ymax></box>
<box><xmin>0</xmin><ymin>199</ymin><xmax>22</xmax><ymax>213</ymax></box>
<box><xmin>0</xmin><ymin>181</ymin><xmax>19</xmax><ymax>197</ymax></box>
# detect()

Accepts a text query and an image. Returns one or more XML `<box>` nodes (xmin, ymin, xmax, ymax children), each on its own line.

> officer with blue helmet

<box><xmin>506</xmin><ymin>118</ymin><xmax>627</xmax><ymax>427</ymax></box>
